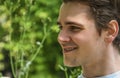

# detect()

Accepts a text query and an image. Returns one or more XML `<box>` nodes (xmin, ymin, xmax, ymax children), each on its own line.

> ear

<box><xmin>104</xmin><ymin>20</ymin><xmax>119</xmax><ymax>43</ymax></box>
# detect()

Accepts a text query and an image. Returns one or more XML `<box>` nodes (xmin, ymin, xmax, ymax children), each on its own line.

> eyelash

<box><xmin>58</xmin><ymin>25</ymin><xmax>62</xmax><ymax>30</ymax></box>
<box><xmin>69</xmin><ymin>26</ymin><xmax>82</xmax><ymax>32</ymax></box>
<box><xmin>58</xmin><ymin>25</ymin><xmax>82</xmax><ymax>32</ymax></box>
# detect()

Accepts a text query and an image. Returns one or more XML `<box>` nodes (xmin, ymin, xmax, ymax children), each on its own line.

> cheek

<box><xmin>71</xmin><ymin>33</ymin><xmax>91</xmax><ymax>45</ymax></box>
<box><xmin>72</xmin><ymin>32</ymin><xmax>100</xmax><ymax>50</ymax></box>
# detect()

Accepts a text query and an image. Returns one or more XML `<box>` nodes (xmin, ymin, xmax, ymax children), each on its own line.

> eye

<box><xmin>57</xmin><ymin>22</ymin><xmax>63</xmax><ymax>30</ymax></box>
<box><xmin>58</xmin><ymin>25</ymin><xmax>63</xmax><ymax>30</ymax></box>
<box><xmin>69</xmin><ymin>26</ymin><xmax>82</xmax><ymax>32</ymax></box>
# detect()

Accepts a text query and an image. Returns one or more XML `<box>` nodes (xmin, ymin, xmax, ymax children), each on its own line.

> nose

<box><xmin>58</xmin><ymin>30</ymin><xmax>70</xmax><ymax>43</ymax></box>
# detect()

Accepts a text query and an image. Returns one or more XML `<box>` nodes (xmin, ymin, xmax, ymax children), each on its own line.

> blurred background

<box><xmin>0</xmin><ymin>0</ymin><xmax>81</xmax><ymax>78</ymax></box>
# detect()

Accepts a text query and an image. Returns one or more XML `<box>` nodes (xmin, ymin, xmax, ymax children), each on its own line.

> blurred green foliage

<box><xmin>0</xmin><ymin>0</ymin><xmax>81</xmax><ymax>78</ymax></box>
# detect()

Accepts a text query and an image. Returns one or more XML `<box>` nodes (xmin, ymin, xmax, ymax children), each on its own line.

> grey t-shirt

<box><xmin>78</xmin><ymin>71</ymin><xmax>120</xmax><ymax>78</ymax></box>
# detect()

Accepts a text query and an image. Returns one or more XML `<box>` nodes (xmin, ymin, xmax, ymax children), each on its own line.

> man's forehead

<box><xmin>60</xmin><ymin>2</ymin><xmax>92</xmax><ymax>18</ymax></box>
<box><xmin>58</xmin><ymin>2</ymin><xmax>93</xmax><ymax>22</ymax></box>
<box><xmin>61</xmin><ymin>2</ymin><xmax>90</xmax><ymax>12</ymax></box>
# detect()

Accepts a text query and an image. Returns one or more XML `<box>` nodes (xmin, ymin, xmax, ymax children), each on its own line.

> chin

<box><xmin>64</xmin><ymin>61</ymin><xmax>81</xmax><ymax>67</ymax></box>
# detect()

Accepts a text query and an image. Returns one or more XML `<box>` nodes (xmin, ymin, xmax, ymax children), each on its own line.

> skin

<box><xmin>57</xmin><ymin>2</ymin><xmax>120</xmax><ymax>77</ymax></box>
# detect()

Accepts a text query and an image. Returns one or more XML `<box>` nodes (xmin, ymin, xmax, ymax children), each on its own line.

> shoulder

<box><xmin>78</xmin><ymin>74</ymin><xmax>85</xmax><ymax>78</ymax></box>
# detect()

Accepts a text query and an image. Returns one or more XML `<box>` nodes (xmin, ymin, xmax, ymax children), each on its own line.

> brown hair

<box><xmin>62</xmin><ymin>0</ymin><xmax>120</xmax><ymax>50</ymax></box>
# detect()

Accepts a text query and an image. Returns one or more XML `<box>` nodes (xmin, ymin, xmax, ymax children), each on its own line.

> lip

<box><xmin>63</xmin><ymin>47</ymin><xmax>78</xmax><ymax>53</ymax></box>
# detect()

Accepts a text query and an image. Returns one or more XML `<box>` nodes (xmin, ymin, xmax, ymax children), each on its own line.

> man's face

<box><xmin>57</xmin><ymin>2</ymin><xmax>106</xmax><ymax>67</ymax></box>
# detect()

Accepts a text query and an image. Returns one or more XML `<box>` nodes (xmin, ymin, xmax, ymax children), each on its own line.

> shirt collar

<box><xmin>78</xmin><ymin>71</ymin><xmax>120</xmax><ymax>78</ymax></box>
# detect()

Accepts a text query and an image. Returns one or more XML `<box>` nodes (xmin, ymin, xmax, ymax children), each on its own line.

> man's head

<box><xmin>57</xmin><ymin>0</ymin><xmax>120</xmax><ymax>67</ymax></box>
<box><xmin>62</xmin><ymin>0</ymin><xmax>120</xmax><ymax>50</ymax></box>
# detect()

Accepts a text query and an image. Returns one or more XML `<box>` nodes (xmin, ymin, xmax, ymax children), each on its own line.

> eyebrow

<box><xmin>57</xmin><ymin>21</ymin><xmax>84</xmax><ymax>27</ymax></box>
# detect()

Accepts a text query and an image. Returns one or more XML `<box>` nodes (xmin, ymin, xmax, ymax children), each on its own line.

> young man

<box><xmin>57</xmin><ymin>0</ymin><xmax>120</xmax><ymax>78</ymax></box>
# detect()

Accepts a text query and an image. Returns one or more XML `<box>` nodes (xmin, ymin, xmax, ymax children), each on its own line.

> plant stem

<box><xmin>25</xmin><ymin>69</ymin><xmax>29</xmax><ymax>78</ymax></box>
<box><xmin>9</xmin><ymin>8</ymin><xmax>16</xmax><ymax>78</ymax></box>
<box><xmin>31</xmin><ymin>33</ymin><xmax>47</xmax><ymax>62</ymax></box>
<box><xmin>65</xmin><ymin>68</ymin><xmax>68</xmax><ymax>78</ymax></box>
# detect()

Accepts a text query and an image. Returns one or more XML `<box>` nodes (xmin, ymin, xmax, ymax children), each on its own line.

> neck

<box><xmin>82</xmin><ymin>46</ymin><xmax>120</xmax><ymax>77</ymax></box>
